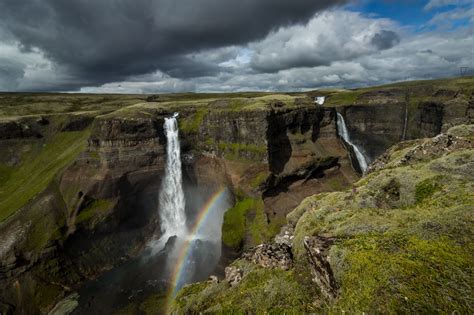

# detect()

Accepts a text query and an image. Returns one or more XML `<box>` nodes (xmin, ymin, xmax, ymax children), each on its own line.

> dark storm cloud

<box><xmin>371</xmin><ymin>30</ymin><xmax>400</xmax><ymax>50</ymax></box>
<box><xmin>0</xmin><ymin>0</ymin><xmax>346</xmax><ymax>90</ymax></box>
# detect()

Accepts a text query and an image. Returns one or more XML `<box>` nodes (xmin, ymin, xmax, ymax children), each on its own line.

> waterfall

<box><xmin>336</xmin><ymin>112</ymin><xmax>368</xmax><ymax>174</ymax></box>
<box><xmin>159</xmin><ymin>113</ymin><xmax>187</xmax><ymax>240</ymax></box>
<box><xmin>402</xmin><ymin>102</ymin><xmax>408</xmax><ymax>141</ymax></box>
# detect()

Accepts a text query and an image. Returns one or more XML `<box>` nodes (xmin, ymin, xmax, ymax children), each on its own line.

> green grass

<box><xmin>180</xmin><ymin>108</ymin><xmax>207</xmax><ymax>133</ymax></box>
<box><xmin>415</xmin><ymin>176</ymin><xmax>442</xmax><ymax>204</ymax></box>
<box><xmin>324</xmin><ymin>90</ymin><xmax>363</xmax><ymax>106</ymax></box>
<box><xmin>76</xmin><ymin>199</ymin><xmax>114</xmax><ymax>224</ymax></box>
<box><xmin>249</xmin><ymin>171</ymin><xmax>269</xmax><ymax>189</ymax></box>
<box><xmin>222</xmin><ymin>198</ymin><xmax>255</xmax><ymax>248</ymax></box>
<box><xmin>1</xmin><ymin>76</ymin><xmax>472</xmax><ymax>119</ymax></box>
<box><xmin>334</xmin><ymin>234</ymin><xmax>473</xmax><ymax>314</ymax></box>
<box><xmin>0</xmin><ymin>163</ymin><xmax>14</xmax><ymax>186</ymax></box>
<box><xmin>0</xmin><ymin>130</ymin><xmax>90</xmax><ymax>221</ymax></box>
<box><xmin>217</xmin><ymin>141</ymin><xmax>267</xmax><ymax>161</ymax></box>
<box><xmin>248</xmin><ymin>199</ymin><xmax>285</xmax><ymax>245</ymax></box>
<box><xmin>0</xmin><ymin>93</ymin><xmax>146</xmax><ymax>118</ymax></box>
<box><xmin>222</xmin><ymin>195</ymin><xmax>285</xmax><ymax>249</ymax></box>
<box><xmin>172</xmin><ymin>260</ymin><xmax>319</xmax><ymax>314</ymax></box>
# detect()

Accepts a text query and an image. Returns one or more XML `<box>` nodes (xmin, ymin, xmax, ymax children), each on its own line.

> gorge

<box><xmin>0</xmin><ymin>77</ymin><xmax>473</xmax><ymax>314</ymax></box>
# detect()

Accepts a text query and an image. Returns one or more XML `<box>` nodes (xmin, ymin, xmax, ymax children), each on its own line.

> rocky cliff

<box><xmin>333</xmin><ymin>79</ymin><xmax>473</xmax><ymax>162</ymax></box>
<box><xmin>0</xmin><ymin>96</ymin><xmax>358</xmax><ymax>313</ymax></box>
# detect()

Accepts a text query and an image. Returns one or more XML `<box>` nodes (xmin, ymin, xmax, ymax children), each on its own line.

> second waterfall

<box><xmin>336</xmin><ymin>112</ymin><xmax>369</xmax><ymax>174</ymax></box>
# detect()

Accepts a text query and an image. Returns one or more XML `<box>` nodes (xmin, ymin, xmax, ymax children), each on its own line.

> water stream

<box><xmin>336</xmin><ymin>112</ymin><xmax>368</xmax><ymax>173</ymax></box>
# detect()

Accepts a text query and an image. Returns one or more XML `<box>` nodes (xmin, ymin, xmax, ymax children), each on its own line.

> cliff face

<box><xmin>338</xmin><ymin>87</ymin><xmax>473</xmax><ymax>162</ymax></box>
<box><xmin>183</xmin><ymin>104</ymin><xmax>357</xmax><ymax>234</ymax></box>
<box><xmin>0</xmin><ymin>115</ymin><xmax>168</xmax><ymax>314</ymax></box>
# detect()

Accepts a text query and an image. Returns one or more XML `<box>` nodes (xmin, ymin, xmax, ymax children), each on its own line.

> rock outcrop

<box><xmin>303</xmin><ymin>236</ymin><xmax>338</xmax><ymax>300</ymax></box>
<box><xmin>242</xmin><ymin>243</ymin><xmax>293</xmax><ymax>270</ymax></box>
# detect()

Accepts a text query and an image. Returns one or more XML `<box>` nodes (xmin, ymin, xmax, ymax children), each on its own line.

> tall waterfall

<box><xmin>336</xmin><ymin>112</ymin><xmax>368</xmax><ymax>173</ymax></box>
<box><xmin>159</xmin><ymin>113</ymin><xmax>187</xmax><ymax>239</ymax></box>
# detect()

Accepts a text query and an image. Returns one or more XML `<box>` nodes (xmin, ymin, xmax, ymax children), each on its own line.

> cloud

<box><xmin>424</xmin><ymin>0</ymin><xmax>472</xmax><ymax>10</ymax></box>
<box><xmin>0</xmin><ymin>58</ymin><xmax>25</xmax><ymax>91</ymax></box>
<box><xmin>1</xmin><ymin>2</ymin><xmax>472</xmax><ymax>93</ymax></box>
<box><xmin>0</xmin><ymin>0</ymin><xmax>346</xmax><ymax>91</ymax></box>
<box><xmin>428</xmin><ymin>7</ymin><xmax>474</xmax><ymax>28</ymax></box>
<box><xmin>249</xmin><ymin>11</ymin><xmax>400</xmax><ymax>73</ymax></box>
<box><xmin>80</xmin><ymin>71</ymin><xmax>196</xmax><ymax>94</ymax></box>
<box><xmin>371</xmin><ymin>30</ymin><xmax>401</xmax><ymax>50</ymax></box>
<box><xmin>84</xmin><ymin>22</ymin><xmax>472</xmax><ymax>94</ymax></box>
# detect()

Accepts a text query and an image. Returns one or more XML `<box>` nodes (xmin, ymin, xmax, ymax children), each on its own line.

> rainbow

<box><xmin>163</xmin><ymin>187</ymin><xmax>228</xmax><ymax>313</ymax></box>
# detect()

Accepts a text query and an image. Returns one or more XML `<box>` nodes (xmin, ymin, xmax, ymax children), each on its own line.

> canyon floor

<box><xmin>0</xmin><ymin>76</ymin><xmax>473</xmax><ymax>314</ymax></box>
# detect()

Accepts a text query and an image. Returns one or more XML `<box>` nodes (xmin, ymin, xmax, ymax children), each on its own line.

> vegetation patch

<box><xmin>217</xmin><ymin>141</ymin><xmax>266</xmax><ymax>161</ymax></box>
<box><xmin>0</xmin><ymin>163</ymin><xmax>14</xmax><ymax>186</ymax></box>
<box><xmin>222</xmin><ymin>195</ymin><xmax>284</xmax><ymax>249</ymax></box>
<box><xmin>247</xmin><ymin>198</ymin><xmax>279</xmax><ymax>245</ymax></box>
<box><xmin>415</xmin><ymin>176</ymin><xmax>442</xmax><ymax>204</ymax></box>
<box><xmin>222</xmin><ymin>198</ymin><xmax>255</xmax><ymax>248</ymax></box>
<box><xmin>76</xmin><ymin>199</ymin><xmax>114</xmax><ymax>225</ymax></box>
<box><xmin>333</xmin><ymin>234</ymin><xmax>473</xmax><ymax>314</ymax></box>
<box><xmin>0</xmin><ymin>130</ymin><xmax>90</xmax><ymax>222</ymax></box>
<box><xmin>324</xmin><ymin>90</ymin><xmax>362</xmax><ymax>106</ymax></box>
<box><xmin>249</xmin><ymin>171</ymin><xmax>269</xmax><ymax>189</ymax></box>
<box><xmin>172</xmin><ymin>261</ymin><xmax>319</xmax><ymax>314</ymax></box>
<box><xmin>180</xmin><ymin>108</ymin><xmax>207</xmax><ymax>134</ymax></box>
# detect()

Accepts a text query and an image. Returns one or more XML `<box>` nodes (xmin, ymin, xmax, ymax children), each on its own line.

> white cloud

<box><xmin>0</xmin><ymin>40</ymin><xmax>79</xmax><ymax>91</ymax></box>
<box><xmin>428</xmin><ymin>7</ymin><xmax>474</xmax><ymax>28</ymax></box>
<box><xmin>250</xmin><ymin>10</ymin><xmax>399</xmax><ymax>72</ymax></box>
<box><xmin>424</xmin><ymin>0</ymin><xmax>472</xmax><ymax>10</ymax></box>
<box><xmin>80</xmin><ymin>71</ymin><xmax>196</xmax><ymax>94</ymax></box>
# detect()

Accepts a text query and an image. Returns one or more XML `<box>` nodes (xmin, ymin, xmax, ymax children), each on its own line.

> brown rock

<box><xmin>303</xmin><ymin>235</ymin><xmax>338</xmax><ymax>300</ymax></box>
<box><xmin>225</xmin><ymin>266</ymin><xmax>242</xmax><ymax>286</ymax></box>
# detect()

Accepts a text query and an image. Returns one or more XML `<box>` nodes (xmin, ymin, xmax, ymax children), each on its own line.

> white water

<box><xmin>336</xmin><ymin>112</ymin><xmax>368</xmax><ymax>173</ymax></box>
<box><xmin>158</xmin><ymin>113</ymin><xmax>187</xmax><ymax>242</ymax></box>
<box><xmin>402</xmin><ymin>103</ymin><xmax>408</xmax><ymax>141</ymax></box>
<box><xmin>315</xmin><ymin>96</ymin><xmax>325</xmax><ymax>105</ymax></box>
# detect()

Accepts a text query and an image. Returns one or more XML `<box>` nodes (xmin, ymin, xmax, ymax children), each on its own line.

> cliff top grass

<box><xmin>96</xmin><ymin>93</ymin><xmax>301</xmax><ymax>119</ymax></box>
<box><xmin>1</xmin><ymin>76</ymin><xmax>472</xmax><ymax>119</ymax></box>
<box><xmin>173</xmin><ymin>125</ymin><xmax>474</xmax><ymax>314</ymax></box>
<box><xmin>321</xmin><ymin>75</ymin><xmax>474</xmax><ymax>107</ymax></box>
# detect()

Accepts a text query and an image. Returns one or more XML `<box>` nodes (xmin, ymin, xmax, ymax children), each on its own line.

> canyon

<box><xmin>0</xmin><ymin>77</ymin><xmax>472</xmax><ymax>314</ymax></box>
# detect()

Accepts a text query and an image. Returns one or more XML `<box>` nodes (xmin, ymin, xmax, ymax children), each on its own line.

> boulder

<box><xmin>242</xmin><ymin>243</ymin><xmax>293</xmax><ymax>270</ymax></box>
<box><xmin>224</xmin><ymin>266</ymin><xmax>242</xmax><ymax>286</ymax></box>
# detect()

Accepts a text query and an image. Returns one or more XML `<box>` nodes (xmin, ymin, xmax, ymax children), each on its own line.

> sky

<box><xmin>0</xmin><ymin>0</ymin><xmax>472</xmax><ymax>93</ymax></box>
